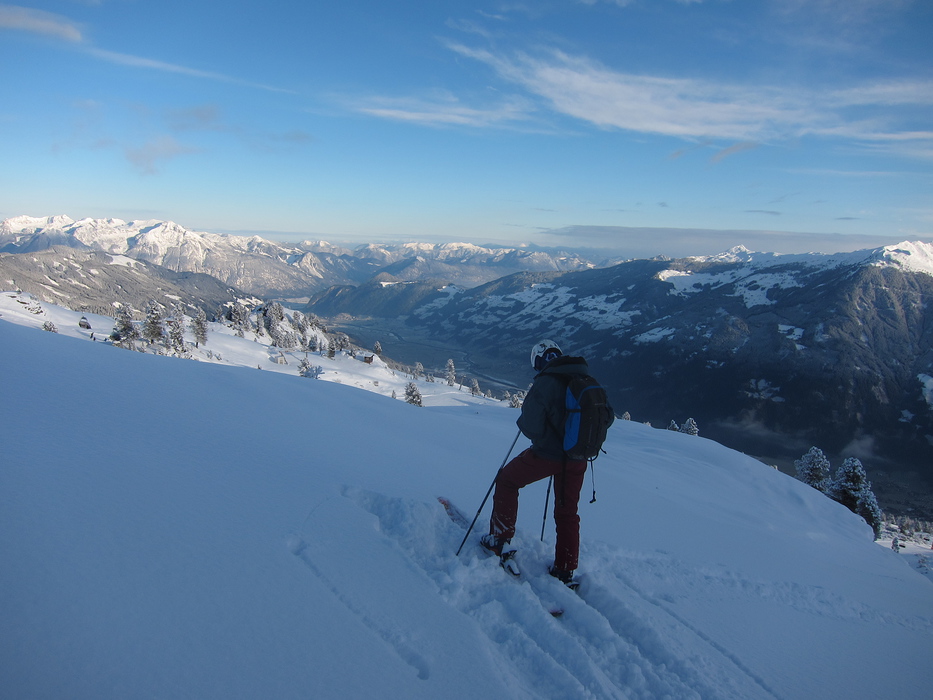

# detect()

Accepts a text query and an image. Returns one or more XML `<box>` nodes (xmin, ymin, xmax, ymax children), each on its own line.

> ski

<box><xmin>438</xmin><ymin>496</ymin><xmax>564</xmax><ymax>617</ymax></box>
<box><xmin>437</xmin><ymin>496</ymin><xmax>470</xmax><ymax>529</ymax></box>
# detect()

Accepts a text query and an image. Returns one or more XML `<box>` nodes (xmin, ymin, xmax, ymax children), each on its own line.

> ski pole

<box><xmin>456</xmin><ymin>428</ymin><xmax>522</xmax><ymax>556</ymax></box>
<box><xmin>540</xmin><ymin>476</ymin><xmax>552</xmax><ymax>541</ymax></box>
<box><xmin>589</xmin><ymin>459</ymin><xmax>597</xmax><ymax>503</ymax></box>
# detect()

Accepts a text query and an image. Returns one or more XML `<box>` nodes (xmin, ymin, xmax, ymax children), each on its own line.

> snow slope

<box><xmin>0</xmin><ymin>291</ymin><xmax>492</xmax><ymax>408</ymax></box>
<box><xmin>1</xmin><ymin>307</ymin><xmax>932</xmax><ymax>699</ymax></box>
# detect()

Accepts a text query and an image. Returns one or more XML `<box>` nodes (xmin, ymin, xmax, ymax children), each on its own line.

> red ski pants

<box><xmin>489</xmin><ymin>448</ymin><xmax>587</xmax><ymax>572</ymax></box>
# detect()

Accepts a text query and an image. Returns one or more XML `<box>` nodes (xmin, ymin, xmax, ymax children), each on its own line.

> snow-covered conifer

<box><xmin>829</xmin><ymin>457</ymin><xmax>883</xmax><ymax>538</ymax></box>
<box><xmin>680</xmin><ymin>418</ymin><xmax>699</xmax><ymax>436</ymax></box>
<box><xmin>191</xmin><ymin>308</ymin><xmax>209</xmax><ymax>347</ymax></box>
<box><xmin>668</xmin><ymin>420</ymin><xmax>680</xmax><ymax>431</ymax></box>
<box><xmin>298</xmin><ymin>357</ymin><xmax>323</xmax><ymax>379</ymax></box>
<box><xmin>167</xmin><ymin>306</ymin><xmax>188</xmax><ymax>356</ymax></box>
<box><xmin>41</xmin><ymin>321</ymin><xmax>57</xmax><ymax>333</ymax></box>
<box><xmin>470</xmin><ymin>378</ymin><xmax>481</xmax><ymax>396</ymax></box>
<box><xmin>231</xmin><ymin>302</ymin><xmax>250</xmax><ymax>337</ymax></box>
<box><xmin>404</xmin><ymin>382</ymin><xmax>422</xmax><ymax>406</ymax></box>
<box><xmin>445</xmin><ymin>359</ymin><xmax>456</xmax><ymax>386</ymax></box>
<box><xmin>291</xmin><ymin>311</ymin><xmax>309</xmax><ymax>335</ymax></box>
<box><xmin>142</xmin><ymin>300</ymin><xmax>165</xmax><ymax>345</ymax></box>
<box><xmin>795</xmin><ymin>447</ymin><xmax>831</xmax><ymax>492</ymax></box>
<box><xmin>374</xmin><ymin>341</ymin><xmax>383</xmax><ymax>356</ymax></box>
<box><xmin>110</xmin><ymin>306</ymin><xmax>139</xmax><ymax>349</ymax></box>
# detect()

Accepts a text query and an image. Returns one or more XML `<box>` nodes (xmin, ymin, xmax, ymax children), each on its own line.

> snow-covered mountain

<box><xmin>0</xmin><ymin>215</ymin><xmax>595</xmax><ymax>296</ymax></box>
<box><xmin>0</xmin><ymin>246</ymin><xmax>249</xmax><ymax>318</ymax></box>
<box><xmin>306</xmin><ymin>241</ymin><xmax>933</xmax><ymax>511</ymax></box>
<box><xmin>2</xmin><ymin>296</ymin><xmax>932</xmax><ymax>699</ymax></box>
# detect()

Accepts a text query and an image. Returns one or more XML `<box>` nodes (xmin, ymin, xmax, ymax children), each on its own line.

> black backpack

<box><xmin>562</xmin><ymin>374</ymin><xmax>612</xmax><ymax>460</ymax></box>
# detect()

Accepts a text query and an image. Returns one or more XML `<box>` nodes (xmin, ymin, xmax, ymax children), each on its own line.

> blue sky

<box><xmin>2</xmin><ymin>0</ymin><xmax>932</xmax><ymax>256</ymax></box>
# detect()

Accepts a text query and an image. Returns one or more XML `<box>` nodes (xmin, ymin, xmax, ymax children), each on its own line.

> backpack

<box><xmin>562</xmin><ymin>374</ymin><xmax>612</xmax><ymax>460</ymax></box>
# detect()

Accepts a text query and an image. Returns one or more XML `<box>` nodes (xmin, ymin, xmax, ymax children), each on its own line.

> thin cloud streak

<box><xmin>711</xmin><ymin>141</ymin><xmax>759</xmax><ymax>163</ymax></box>
<box><xmin>87</xmin><ymin>49</ymin><xmax>295</xmax><ymax>94</ymax></box>
<box><xmin>350</xmin><ymin>94</ymin><xmax>535</xmax><ymax>129</ymax></box>
<box><xmin>0</xmin><ymin>4</ymin><xmax>82</xmax><ymax>42</ymax></box>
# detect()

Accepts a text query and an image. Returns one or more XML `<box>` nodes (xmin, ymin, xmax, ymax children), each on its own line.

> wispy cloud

<box><xmin>0</xmin><ymin>4</ymin><xmax>82</xmax><ymax>42</ymax></box>
<box><xmin>711</xmin><ymin>141</ymin><xmax>759</xmax><ymax>163</ymax></box>
<box><xmin>831</xmin><ymin>81</ymin><xmax>933</xmax><ymax>107</ymax></box>
<box><xmin>433</xmin><ymin>42</ymin><xmax>933</xmax><ymax>160</ymax></box>
<box><xmin>1</xmin><ymin>6</ymin><xmax>292</xmax><ymax>94</ymax></box>
<box><xmin>445</xmin><ymin>44</ymin><xmax>816</xmax><ymax>141</ymax></box>
<box><xmin>88</xmin><ymin>48</ymin><xmax>294</xmax><ymax>94</ymax></box>
<box><xmin>351</xmin><ymin>94</ymin><xmax>534</xmax><ymax>129</ymax></box>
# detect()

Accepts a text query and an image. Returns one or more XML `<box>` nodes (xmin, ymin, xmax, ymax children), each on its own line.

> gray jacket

<box><xmin>517</xmin><ymin>356</ymin><xmax>604</xmax><ymax>461</ymax></box>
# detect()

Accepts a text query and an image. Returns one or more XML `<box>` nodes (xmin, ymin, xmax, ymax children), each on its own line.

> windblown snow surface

<box><xmin>1</xmin><ymin>298</ymin><xmax>931</xmax><ymax>699</ymax></box>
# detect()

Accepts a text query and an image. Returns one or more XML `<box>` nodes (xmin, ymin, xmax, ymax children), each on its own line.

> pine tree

<box><xmin>41</xmin><ymin>321</ymin><xmax>58</xmax><ymax>333</ymax></box>
<box><xmin>291</xmin><ymin>310</ymin><xmax>309</xmax><ymax>335</ymax></box>
<box><xmin>509</xmin><ymin>391</ymin><xmax>525</xmax><ymax>408</ymax></box>
<box><xmin>829</xmin><ymin>457</ymin><xmax>883</xmax><ymax>538</ymax></box>
<box><xmin>445</xmin><ymin>359</ymin><xmax>456</xmax><ymax>386</ymax></box>
<box><xmin>414</xmin><ymin>362</ymin><xmax>424</xmax><ymax>378</ymax></box>
<box><xmin>298</xmin><ymin>357</ymin><xmax>323</xmax><ymax>378</ymax></box>
<box><xmin>470</xmin><ymin>378</ymin><xmax>481</xmax><ymax>396</ymax></box>
<box><xmin>679</xmin><ymin>418</ymin><xmax>700</xmax><ymax>436</ymax></box>
<box><xmin>265</xmin><ymin>301</ymin><xmax>285</xmax><ymax>329</ymax></box>
<box><xmin>142</xmin><ymin>300</ymin><xmax>165</xmax><ymax>345</ymax></box>
<box><xmin>795</xmin><ymin>446</ymin><xmax>831</xmax><ymax>492</ymax></box>
<box><xmin>667</xmin><ymin>420</ymin><xmax>680</xmax><ymax>431</ymax></box>
<box><xmin>404</xmin><ymin>382</ymin><xmax>422</xmax><ymax>406</ymax></box>
<box><xmin>110</xmin><ymin>306</ymin><xmax>139</xmax><ymax>349</ymax></box>
<box><xmin>167</xmin><ymin>306</ymin><xmax>188</xmax><ymax>356</ymax></box>
<box><xmin>231</xmin><ymin>301</ymin><xmax>250</xmax><ymax>337</ymax></box>
<box><xmin>374</xmin><ymin>341</ymin><xmax>383</xmax><ymax>356</ymax></box>
<box><xmin>191</xmin><ymin>308</ymin><xmax>209</xmax><ymax>347</ymax></box>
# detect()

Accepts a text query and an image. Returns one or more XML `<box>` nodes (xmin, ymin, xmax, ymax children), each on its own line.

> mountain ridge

<box><xmin>0</xmin><ymin>215</ymin><xmax>595</xmax><ymax>296</ymax></box>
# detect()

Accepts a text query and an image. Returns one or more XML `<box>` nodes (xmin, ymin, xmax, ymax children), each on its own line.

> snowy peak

<box><xmin>675</xmin><ymin>241</ymin><xmax>933</xmax><ymax>279</ymax></box>
<box><xmin>687</xmin><ymin>244</ymin><xmax>757</xmax><ymax>264</ymax></box>
<box><xmin>1</xmin><ymin>214</ymin><xmax>76</xmax><ymax>235</ymax></box>
<box><xmin>871</xmin><ymin>241</ymin><xmax>933</xmax><ymax>276</ymax></box>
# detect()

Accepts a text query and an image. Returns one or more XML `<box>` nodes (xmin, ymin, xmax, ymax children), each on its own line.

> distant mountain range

<box><xmin>306</xmin><ymin>242</ymin><xmax>933</xmax><ymax>497</ymax></box>
<box><xmin>0</xmin><ymin>215</ymin><xmax>595</xmax><ymax>297</ymax></box>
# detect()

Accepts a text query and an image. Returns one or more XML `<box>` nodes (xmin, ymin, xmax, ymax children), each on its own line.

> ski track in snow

<box><xmin>304</xmin><ymin>490</ymin><xmax>786</xmax><ymax>700</ymax></box>
<box><xmin>288</xmin><ymin>534</ymin><xmax>433</xmax><ymax>682</ymax></box>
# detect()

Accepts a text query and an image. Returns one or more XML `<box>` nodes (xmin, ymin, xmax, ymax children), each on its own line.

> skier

<box><xmin>480</xmin><ymin>340</ymin><xmax>613</xmax><ymax>586</ymax></box>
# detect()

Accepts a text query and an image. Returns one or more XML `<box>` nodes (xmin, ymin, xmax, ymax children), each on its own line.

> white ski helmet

<box><xmin>530</xmin><ymin>339</ymin><xmax>562</xmax><ymax>371</ymax></box>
